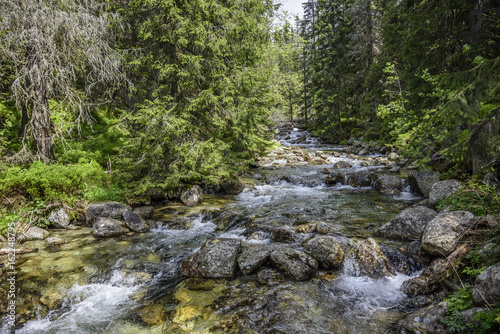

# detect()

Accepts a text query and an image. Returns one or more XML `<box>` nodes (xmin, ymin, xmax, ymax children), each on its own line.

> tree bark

<box><xmin>32</xmin><ymin>78</ymin><xmax>55</xmax><ymax>160</ymax></box>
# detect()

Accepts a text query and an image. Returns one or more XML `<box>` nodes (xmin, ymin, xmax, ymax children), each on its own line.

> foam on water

<box><xmin>17</xmin><ymin>282</ymin><xmax>140</xmax><ymax>334</ymax></box>
<box><xmin>332</xmin><ymin>272</ymin><xmax>412</xmax><ymax>315</ymax></box>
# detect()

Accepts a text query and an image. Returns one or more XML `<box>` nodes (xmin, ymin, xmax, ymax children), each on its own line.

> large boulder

<box><xmin>48</xmin><ymin>207</ymin><xmax>71</xmax><ymax>229</ymax></box>
<box><xmin>344</xmin><ymin>238</ymin><xmax>395</xmax><ymax>279</ymax></box>
<box><xmin>376</xmin><ymin>206</ymin><xmax>438</xmax><ymax>241</ymax></box>
<box><xmin>269</xmin><ymin>247</ymin><xmax>318</xmax><ymax>281</ymax></box>
<box><xmin>472</xmin><ymin>262</ymin><xmax>500</xmax><ymax>306</ymax></box>
<box><xmin>398</xmin><ymin>302</ymin><xmax>448</xmax><ymax>334</ymax></box>
<box><xmin>303</xmin><ymin>236</ymin><xmax>344</xmax><ymax>269</ymax></box>
<box><xmin>408</xmin><ymin>171</ymin><xmax>440</xmax><ymax>198</ymax></box>
<box><xmin>92</xmin><ymin>217</ymin><xmax>130</xmax><ymax>237</ymax></box>
<box><xmin>421</xmin><ymin>211</ymin><xmax>474</xmax><ymax>256</ymax></box>
<box><xmin>401</xmin><ymin>245</ymin><xmax>468</xmax><ymax>296</ymax></box>
<box><xmin>86</xmin><ymin>202</ymin><xmax>132</xmax><ymax>226</ymax></box>
<box><xmin>348</xmin><ymin>170</ymin><xmax>378</xmax><ymax>187</ymax></box>
<box><xmin>180</xmin><ymin>185</ymin><xmax>203</xmax><ymax>206</ymax></box>
<box><xmin>428</xmin><ymin>180</ymin><xmax>463</xmax><ymax>206</ymax></box>
<box><xmin>237</xmin><ymin>245</ymin><xmax>270</xmax><ymax>275</ymax></box>
<box><xmin>375</xmin><ymin>175</ymin><xmax>403</xmax><ymax>194</ymax></box>
<box><xmin>123</xmin><ymin>212</ymin><xmax>149</xmax><ymax>233</ymax></box>
<box><xmin>180</xmin><ymin>239</ymin><xmax>241</xmax><ymax>278</ymax></box>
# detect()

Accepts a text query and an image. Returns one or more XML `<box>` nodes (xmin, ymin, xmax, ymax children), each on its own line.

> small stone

<box><xmin>185</xmin><ymin>278</ymin><xmax>215</xmax><ymax>290</ymax></box>
<box><xmin>45</xmin><ymin>237</ymin><xmax>66</xmax><ymax>247</ymax></box>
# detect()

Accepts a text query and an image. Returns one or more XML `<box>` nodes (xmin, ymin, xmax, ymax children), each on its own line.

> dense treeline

<box><xmin>300</xmin><ymin>0</ymin><xmax>500</xmax><ymax>169</ymax></box>
<box><xmin>1</xmin><ymin>0</ymin><xmax>499</xmax><ymax>220</ymax></box>
<box><xmin>0</xmin><ymin>0</ymin><xmax>288</xmax><ymax>205</ymax></box>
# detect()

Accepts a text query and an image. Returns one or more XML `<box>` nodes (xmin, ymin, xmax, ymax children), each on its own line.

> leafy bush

<box><xmin>0</xmin><ymin>159</ymin><xmax>108</xmax><ymax>203</ymax></box>
<box><xmin>436</xmin><ymin>180</ymin><xmax>500</xmax><ymax>216</ymax></box>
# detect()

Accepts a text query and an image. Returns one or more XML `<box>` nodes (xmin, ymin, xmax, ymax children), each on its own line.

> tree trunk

<box><xmin>32</xmin><ymin>79</ymin><xmax>54</xmax><ymax>160</ymax></box>
<box><xmin>18</xmin><ymin>100</ymin><xmax>30</xmax><ymax>140</ymax></box>
<box><xmin>289</xmin><ymin>94</ymin><xmax>293</xmax><ymax>122</ymax></box>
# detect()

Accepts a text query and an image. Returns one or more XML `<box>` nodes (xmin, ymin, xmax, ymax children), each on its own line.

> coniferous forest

<box><xmin>0</xmin><ymin>0</ymin><xmax>499</xmax><ymax>231</ymax></box>
<box><xmin>1</xmin><ymin>0</ymin><xmax>500</xmax><ymax>332</ymax></box>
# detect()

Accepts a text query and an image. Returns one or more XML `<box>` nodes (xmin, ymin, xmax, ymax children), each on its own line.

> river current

<box><xmin>4</xmin><ymin>127</ymin><xmax>423</xmax><ymax>333</ymax></box>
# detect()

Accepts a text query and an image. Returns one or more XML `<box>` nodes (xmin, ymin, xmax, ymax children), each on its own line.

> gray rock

<box><xmin>429</xmin><ymin>179</ymin><xmax>463</xmax><ymax>206</ymax></box>
<box><xmin>86</xmin><ymin>202</ymin><xmax>132</xmax><ymax>226</ymax></box>
<box><xmin>348</xmin><ymin>170</ymin><xmax>378</xmax><ymax>187</ymax></box>
<box><xmin>422</xmin><ymin>211</ymin><xmax>474</xmax><ymax>256</ymax></box>
<box><xmin>24</xmin><ymin>226</ymin><xmax>49</xmax><ymax>240</ymax></box>
<box><xmin>325</xmin><ymin>171</ymin><xmax>349</xmax><ymax>185</ymax></box>
<box><xmin>473</xmin><ymin>262</ymin><xmax>500</xmax><ymax>306</ymax></box>
<box><xmin>92</xmin><ymin>217</ymin><xmax>130</xmax><ymax>237</ymax></box>
<box><xmin>303</xmin><ymin>236</ymin><xmax>344</xmax><ymax>269</ymax></box>
<box><xmin>271</xmin><ymin>228</ymin><xmax>295</xmax><ymax>243</ymax></box>
<box><xmin>133</xmin><ymin>206</ymin><xmax>154</xmax><ymax>218</ymax></box>
<box><xmin>222</xmin><ymin>178</ymin><xmax>245</xmax><ymax>195</ymax></box>
<box><xmin>180</xmin><ymin>185</ymin><xmax>203</xmax><ymax>206</ymax></box>
<box><xmin>358</xmin><ymin>149</ymin><xmax>368</xmax><ymax>156</ymax></box>
<box><xmin>45</xmin><ymin>237</ymin><xmax>66</xmax><ymax>247</ymax></box>
<box><xmin>123</xmin><ymin>212</ymin><xmax>149</xmax><ymax>233</ymax></box>
<box><xmin>180</xmin><ymin>239</ymin><xmax>241</xmax><ymax>278</ymax></box>
<box><xmin>257</xmin><ymin>268</ymin><xmax>285</xmax><ymax>286</ymax></box>
<box><xmin>398</xmin><ymin>302</ymin><xmax>448</xmax><ymax>334</ymax></box>
<box><xmin>333</xmin><ymin>161</ymin><xmax>352</xmax><ymax>169</ymax></box>
<box><xmin>375</xmin><ymin>175</ymin><xmax>403</xmax><ymax>194</ymax></box>
<box><xmin>408</xmin><ymin>171</ymin><xmax>440</xmax><ymax>198</ymax></box>
<box><xmin>376</xmin><ymin>206</ymin><xmax>438</xmax><ymax>240</ymax></box>
<box><xmin>48</xmin><ymin>207</ymin><xmax>71</xmax><ymax>229</ymax></box>
<box><xmin>401</xmin><ymin>245</ymin><xmax>468</xmax><ymax>296</ymax></box>
<box><xmin>237</xmin><ymin>245</ymin><xmax>270</xmax><ymax>275</ymax></box>
<box><xmin>269</xmin><ymin>247</ymin><xmax>318</xmax><ymax>281</ymax></box>
<box><xmin>344</xmin><ymin>238</ymin><xmax>395</xmax><ymax>279</ymax></box>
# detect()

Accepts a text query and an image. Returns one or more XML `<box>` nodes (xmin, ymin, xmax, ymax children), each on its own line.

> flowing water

<box><xmin>3</xmin><ymin>128</ymin><xmax>424</xmax><ymax>333</ymax></box>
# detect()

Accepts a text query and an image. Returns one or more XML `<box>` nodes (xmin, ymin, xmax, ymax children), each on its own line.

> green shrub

<box><xmin>436</xmin><ymin>180</ymin><xmax>500</xmax><ymax>216</ymax></box>
<box><xmin>0</xmin><ymin>159</ymin><xmax>108</xmax><ymax>203</ymax></box>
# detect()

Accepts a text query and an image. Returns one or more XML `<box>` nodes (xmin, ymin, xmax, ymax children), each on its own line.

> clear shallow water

<box><xmin>6</xmin><ymin>129</ymin><xmax>423</xmax><ymax>333</ymax></box>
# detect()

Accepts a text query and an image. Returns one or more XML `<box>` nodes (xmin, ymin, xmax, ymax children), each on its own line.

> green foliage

<box><xmin>0</xmin><ymin>160</ymin><xmax>109</xmax><ymax>203</ymax></box>
<box><xmin>442</xmin><ymin>286</ymin><xmax>473</xmax><ymax>332</ymax></box>
<box><xmin>0</xmin><ymin>99</ymin><xmax>21</xmax><ymax>154</ymax></box>
<box><xmin>118</xmin><ymin>0</ymin><xmax>276</xmax><ymax>191</ymax></box>
<box><xmin>436</xmin><ymin>180</ymin><xmax>500</xmax><ymax>216</ymax></box>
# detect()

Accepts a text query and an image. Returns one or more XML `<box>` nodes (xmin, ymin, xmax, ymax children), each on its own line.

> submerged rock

<box><xmin>271</xmin><ymin>228</ymin><xmax>295</xmax><ymax>243</ymax></box>
<box><xmin>180</xmin><ymin>185</ymin><xmax>204</xmax><ymax>206</ymax></box>
<box><xmin>180</xmin><ymin>239</ymin><xmax>241</xmax><ymax>278</ymax></box>
<box><xmin>123</xmin><ymin>212</ymin><xmax>149</xmax><ymax>233</ymax></box>
<box><xmin>92</xmin><ymin>217</ymin><xmax>130</xmax><ymax>237</ymax></box>
<box><xmin>237</xmin><ymin>245</ymin><xmax>270</xmax><ymax>275</ymax></box>
<box><xmin>257</xmin><ymin>268</ymin><xmax>285</xmax><ymax>286</ymax></box>
<box><xmin>408</xmin><ymin>171</ymin><xmax>440</xmax><ymax>198</ymax></box>
<box><xmin>398</xmin><ymin>302</ymin><xmax>448</xmax><ymax>334</ymax></box>
<box><xmin>133</xmin><ymin>206</ymin><xmax>154</xmax><ymax>218</ymax></box>
<box><xmin>472</xmin><ymin>262</ymin><xmax>500</xmax><ymax>306</ymax></box>
<box><xmin>376</xmin><ymin>206</ymin><xmax>438</xmax><ymax>241</ymax></box>
<box><xmin>45</xmin><ymin>237</ymin><xmax>67</xmax><ymax>247</ymax></box>
<box><xmin>374</xmin><ymin>175</ymin><xmax>403</xmax><ymax>194</ymax></box>
<box><xmin>428</xmin><ymin>179</ymin><xmax>463</xmax><ymax>206</ymax></box>
<box><xmin>269</xmin><ymin>247</ymin><xmax>318</xmax><ymax>281</ymax></box>
<box><xmin>296</xmin><ymin>223</ymin><xmax>317</xmax><ymax>234</ymax></box>
<box><xmin>86</xmin><ymin>201</ymin><xmax>132</xmax><ymax>226</ymax></box>
<box><xmin>303</xmin><ymin>236</ymin><xmax>344</xmax><ymax>269</ymax></box>
<box><xmin>421</xmin><ymin>211</ymin><xmax>474</xmax><ymax>256</ymax></box>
